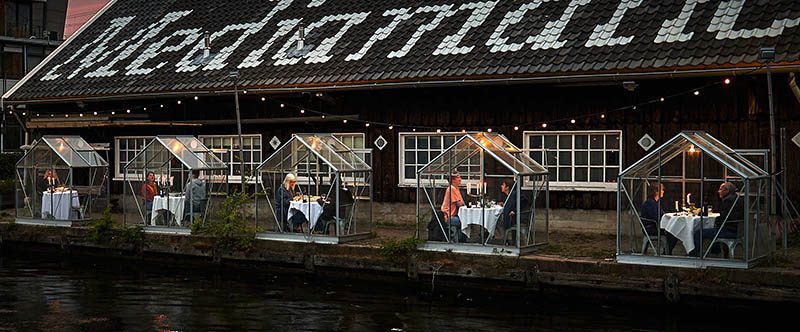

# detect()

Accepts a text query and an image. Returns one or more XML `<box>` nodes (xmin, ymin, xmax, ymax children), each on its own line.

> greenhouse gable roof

<box><xmin>620</xmin><ymin>131</ymin><xmax>769</xmax><ymax>179</ymax></box>
<box><xmin>418</xmin><ymin>132</ymin><xmax>548</xmax><ymax>176</ymax></box>
<box><xmin>18</xmin><ymin>136</ymin><xmax>108</xmax><ymax>168</ymax></box>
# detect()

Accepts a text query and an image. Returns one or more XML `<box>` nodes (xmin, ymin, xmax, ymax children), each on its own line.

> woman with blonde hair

<box><xmin>275</xmin><ymin>173</ymin><xmax>306</xmax><ymax>232</ymax></box>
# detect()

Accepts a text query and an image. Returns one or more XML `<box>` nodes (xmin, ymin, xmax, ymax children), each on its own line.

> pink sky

<box><xmin>64</xmin><ymin>0</ymin><xmax>110</xmax><ymax>38</ymax></box>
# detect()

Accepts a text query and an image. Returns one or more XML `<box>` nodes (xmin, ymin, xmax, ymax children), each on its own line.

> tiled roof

<box><xmin>6</xmin><ymin>0</ymin><xmax>800</xmax><ymax>102</ymax></box>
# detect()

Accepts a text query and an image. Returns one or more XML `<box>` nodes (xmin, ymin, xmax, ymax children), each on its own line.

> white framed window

<box><xmin>294</xmin><ymin>133</ymin><xmax>366</xmax><ymax>184</ymax></box>
<box><xmin>523</xmin><ymin>130</ymin><xmax>622</xmax><ymax>191</ymax></box>
<box><xmin>199</xmin><ymin>134</ymin><xmax>262</xmax><ymax>182</ymax></box>
<box><xmin>398</xmin><ymin>132</ymin><xmax>480</xmax><ymax>187</ymax></box>
<box><xmin>114</xmin><ymin>136</ymin><xmax>154</xmax><ymax>180</ymax></box>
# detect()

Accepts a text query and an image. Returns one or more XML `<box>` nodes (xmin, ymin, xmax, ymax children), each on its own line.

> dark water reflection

<box><xmin>0</xmin><ymin>252</ymin><xmax>788</xmax><ymax>331</ymax></box>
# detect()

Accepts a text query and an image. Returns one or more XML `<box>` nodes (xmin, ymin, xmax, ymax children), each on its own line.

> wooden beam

<box><xmin>171</xmin><ymin>114</ymin><xmax>359</xmax><ymax>126</ymax></box>
<box><xmin>27</xmin><ymin>120</ymin><xmax>202</xmax><ymax>129</ymax></box>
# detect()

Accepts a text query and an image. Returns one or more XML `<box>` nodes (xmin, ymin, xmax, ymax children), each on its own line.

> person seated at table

<box><xmin>498</xmin><ymin>179</ymin><xmax>530</xmax><ymax>231</ymax></box>
<box><xmin>37</xmin><ymin>169</ymin><xmax>59</xmax><ymax>193</ymax></box>
<box><xmin>183</xmin><ymin>170</ymin><xmax>207</xmax><ymax>217</ymax></box>
<box><xmin>640</xmin><ymin>183</ymin><xmax>678</xmax><ymax>255</ymax></box>
<box><xmin>317</xmin><ymin>181</ymin><xmax>355</xmax><ymax>234</ymax></box>
<box><xmin>141</xmin><ymin>171</ymin><xmax>159</xmax><ymax>219</ymax></box>
<box><xmin>441</xmin><ymin>172</ymin><xmax>465</xmax><ymax>228</ymax></box>
<box><xmin>275</xmin><ymin>173</ymin><xmax>307</xmax><ymax>232</ymax></box>
<box><xmin>688</xmin><ymin>182</ymin><xmax>744</xmax><ymax>257</ymax></box>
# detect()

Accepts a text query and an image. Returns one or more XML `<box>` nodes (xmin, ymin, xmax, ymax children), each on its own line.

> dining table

<box><xmin>458</xmin><ymin>205</ymin><xmax>503</xmax><ymax>239</ymax></box>
<box><xmin>41</xmin><ymin>190</ymin><xmax>80</xmax><ymax>220</ymax></box>
<box><xmin>660</xmin><ymin>212</ymin><xmax>719</xmax><ymax>253</ymax></box>
<box><xmin>152</xmin><ymin>194</ymin><xmax>186</xmax><ymax>226</ymax></box>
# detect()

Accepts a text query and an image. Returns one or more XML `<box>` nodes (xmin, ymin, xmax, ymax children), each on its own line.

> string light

<box><xmin>21</xmin><ymin>112</ymin><xmax>26</xmax><ymax>116</ymax></box>
<box><xmin>93</xmin><ymin>111</ymin><xmax>98</xmax><ymax>115</ymax></box>
<box><xmin>143</xmin><ymin>107</ymin><xmax>147</xmax><ymax>111</ymax></box>
<box><xmin>600</xmin><ymin>114</ymin><xmax>606</xmax><ymax>119</ymax></box>
<box><xmin>280</xmin><ymin>103</ymin><xmax>285</xmax><ymax>108</ymax></box>
<box><xmin>79</xmin><ymin>113</ymin><xmax>83</xmax><ymax>117</ymax></box>
<box><xmin>194</xmin><ymin>96</ymin><xmax>199</xmax><ymax>100</ymax></box>
<box><xmin>693</xmin><ymin>90</ymin><xmax>700</xmax><ymax>96</ymax></box>
<box><xmin>160</xmin><ymin>104</ymin><xmax>164</xmax><ymax>108</ymax></box>
<box><xmin>177</xmin><ymin>100</ymin><xmax>182</xmax><ymax>105</ymax></box>
<box><xmin>513</xmin><ymin>126</ymin><xmax>519</xmax><ymax>131</ymax></box>
<box><xmin>660</xmin><ymin>97</ymin><xmax>665</xmax><ymax>102</ymax></box>
<box><xmin>65</xmin><ymin>114</ymin><xmax>69</xmax><ymax>118</ymax></box>
<box><xmin>461</xmin><ymin>129</ymin><xmax>466</xmax><ymax>133</ymax></box>
<box><xmin>50</xmin><ymin>114</ymin><xmax>54</xmax><ymax>117</ymax></box>
<box><xmin>300</xmin><ymin>109</ymin><xmax>305</xmax><ymax>114</ymax></box>
<box><xmin>321</xmin><ymin>115</ymin><xmax>326</xmax><ymax>119</ymax></box>
<box><xmin>388</xmin><ymin>126</ymin><xmax>393</xmax><ymax>130</ymax></box>
<box><xmin>723</xmin><ymin>78</ymin><xmax>732</xmax><ymax>85</ymax></box>
<box><xmin>436</xmin><ymin>129</ymin><xmax>441</xmax><ymax>133</ymax></box>
<box><xmin>343</xmin><ymin>119</ymin><xmax>347</xmax><ymax>123</ymax></box>
<box><xmin>487</xmin><ymin>128</ymin><xmax>492</xmax><ymax>132</ymax></box>
<box><xmin>111</xmin><ymin>111</ymin><xmax>116</xmax><ymax>115</ymax></box>
<box><xmin>365</xmin><ymin>123</ymin><xmax>370</xmax><ymax>127</ymax></box>
<box><xmin>36</xmin><ymin>113</ymin><xmax>39</xmax><ymax>117</ymax></box>
<box><xmin>541</xmin><ymin>123</ymin><xmax>547</xmax><ymax>128</ymax></box>
<box><xmin>126</xmin><ymin>109</ymin><xmax>131</xmax><ymax>113</ymax></box>
<box><xmin>242</xmin><ymin>90</ymin><xmax>247</xmax><ymax>94</ymax></box>
<box><xmin>570</xmin><ymin>119</ymin><xmax>576</xmax><ymax>124</ymax></box>
<box><xmin>261</xmin><ymin>97</ymin><xmax>266</xmax><ymax>101</ymax></box>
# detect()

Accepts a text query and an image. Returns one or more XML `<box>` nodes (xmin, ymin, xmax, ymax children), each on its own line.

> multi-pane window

<box><xmin>295</xmin><ymin>133</ymin><xmax>366</xmax><ymax>182</ymax></box>
<box><xmin>398</xmin><ymin>132</ymin><xmax>479</xmax><ymax>186</ymax></box>
<box><xmin>115</xmin><ymin>135</ymin><xmax>262</xmax><ymax>183</ymax></box>
<box><xmin>524</xmin><ymin>131</ymin><xmax>622</xmax><ymax>190</ymax></box>
<box><xmin>114</xmin><ymin>136</ymin><xmax>153</xmax><ymax>179</ymax></box>
<box><xmin>199</xmin><ymin>135</ymin><xmax>262</xmax><ymax>181</ymax></box>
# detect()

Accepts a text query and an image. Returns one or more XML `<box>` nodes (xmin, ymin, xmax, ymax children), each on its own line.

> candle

<box><xmin>687</xmin><ymin>193</ymin><xmax>691</xmax><ymax>205</ymax></box>
<box><xmin>467</xmin><ymin>183</ymin><xmax>472</xmax><ymax>195</ymax></box>
<box><xmin>675</xmin><ymin>200</ymin><xmax>679</xmax><ymax>212</ymax></box>
<box><xmin>483</xmin><ymin>182</ymin><xmax>487</xmax><ymax>195</ymax></box>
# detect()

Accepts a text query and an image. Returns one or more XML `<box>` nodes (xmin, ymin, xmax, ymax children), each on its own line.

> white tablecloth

<box><xmin>152</xmin><ymin>195</ymin><xmax>186</xmax><ymax>226</ymax></box>
<box><xmin>288</xmin><ymin>200</ymin><xmax>324</xmax><ymax>230</ymax></box>
<box><xmin>458</xmin><ymin>205</ymin><xmax>503</xmax><ymax>238</ymax></box>
<box><xmin>41</xmin><ymin>190</ymin><xmax>80</xmax><ymax>220</ymax></box>
<box><xmin>660</xmin><ymin>212</ymin><xmax>719</xmax><ymax>253</ymax></box>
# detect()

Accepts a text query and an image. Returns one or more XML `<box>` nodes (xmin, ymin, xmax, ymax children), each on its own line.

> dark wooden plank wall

<box><xmin>33</xmin><ymin>75</ymin><xmax>800</xmax><ymax>210</ymax></box>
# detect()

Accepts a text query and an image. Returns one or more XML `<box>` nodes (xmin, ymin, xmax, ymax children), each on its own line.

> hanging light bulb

<box><xmin>723</xmin><ymin>78</ymin><xmax>732</xmax><ymax>85</ymax></box>
<box><xmin>194</xmin><ymin>96</ymin><xmax>199</xmax><ymax>100</ymax></box>
<box><xmin>143</xmin><ymin>107</ymin><xmax>147</xmax><ymax>111</ymax></box>
<box><xmin>111</xmin><ymin>111</ymin><xmax>116</xmax><ymax>115</ymax></box>
<box><xmin>412</xmin><ymin>128</ymin><xmax>416</xmax><ymax>132</ymax></box>
<box><xmin>300</xmin><ymin>109</ymin><xmax>305</xmax><ymax>114</ymax></box>
<box><xmin>160</xmin><ymin>104</ymin><xmax>164</xmax><ymax>108</ymax></box>
<box><xmin>21</xmin><ymin>112</ymin><xmax>26</xmax><ymax>116</ymax></box>
<box><xmin>541</xmin><ymin>123</ymin><xmax>547</xmax><ymax>128</ymax></box>
<box><xmin>65</xmin><ymin>114</ymin><xmax>69</xmax><ymax>118</ymax></box>
<box><xmin>79</xmin><ymin>113</ymin><xmax>83</xmax><ymax>117</ymax></box>
<box><xmin>388</xmin><ymin>125</ymin><xmax>394</xmax><ymax>130</ymax></box>
<box><xmin>461</xmin><ymin>129</ymin><xmax>466</xmax><ymax>133</ymax></box>
<box><xmin>570</xmin><ymin>119</ymin><xmax>576</xmax><ymax>124</ymax></box>
<box><xmin>693</xmin><ymin>90</ymin><xmax>700</xmax><ymax>96</ymax></box>
<box><xmin>321</xmin><ymin>115</ymin><xmax>326</xmax><ymax>119</ymax></box>
<box><xmin>514</xmin><ymin>126</ymin><xmax>519</xmax><ymax>131</ymax></box>
<box><xmin>365</xmin><ymin>123</ymin><xmax>370</xmax><ymax>127</ymax></box>
<box><xmin>280</xmin><ymin>103</ymin><xmax>285</xmax><ymax>108</ymax></box>
<box><xmin>660</xmin><ymin>97</ymin><xmax>665</xmax><ymax>102</ymax></box>
<box><xmin>436</xmin><ymin>129</ymin><xmax>441</xmax><ymax>133</ymax></box>
<box><xmin>177</xmin><ymin>100</ymin><xmax>182</xmax><ymax>105</ymax></box>
<box><xmin>487</xmin><ymin>128</ymin><xmax>492</xmax><ymax>132</ymax></box>
<box><xmin>261</xmin><ymin>97</ymin><xmax>266</xmax><ymax>101</ymax></box>
<box><xmin>126</xmin><ymin>109</ymin><xmax>131</xmax><ymax>113</ymax></box>
<box><xmin>600</xmin><ymin>114</ymin><xmax>606</xmax><ymax>119</ymax></box>
<box><xmin>343</xmin><ymin>119</ymin><xmax>348</xmax><ymax>123</ymax></box>
<box><xmin>93</xmin><ymin>111</ymin><xmax>98</xmax><ymax>115</ymax></box>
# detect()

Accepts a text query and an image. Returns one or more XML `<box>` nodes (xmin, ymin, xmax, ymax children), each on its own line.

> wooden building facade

<box><xmin>3</xmin><ymin>0</ymin><xmax>800</xmax><ymax>211</ymax></box>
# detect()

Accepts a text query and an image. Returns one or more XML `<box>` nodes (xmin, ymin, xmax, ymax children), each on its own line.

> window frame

<box><xmin>198</xmin><ymin>134</ymin><xmax>262</xmax><ymax>183</ymax></box>
<box><xmin>523</xmin><ymin>130</ymin><xmax>623</xmax><ymax>191</ymax></box>
<box><xmin>113</xmin><ymin>136</ymin><xmax>154</xmax><ymax>181</ymax></box>
<box><xmin>397</xmin><ymin>131</ymin><xmax>480</xmax><ymax>187</ymax></box>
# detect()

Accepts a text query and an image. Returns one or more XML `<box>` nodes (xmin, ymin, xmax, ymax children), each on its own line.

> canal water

<box><xmin>0</xmin><ymin>252</ymin><xmax>788</xmax><ymax>331</ymax></box>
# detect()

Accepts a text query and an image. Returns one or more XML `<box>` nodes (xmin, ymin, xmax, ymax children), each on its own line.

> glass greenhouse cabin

<box><xmin>15</xmin><ymin>136</ymin><xmax>109</xmax><ymax>227</ymax></box>
<box><xmin>122</xmin><ymin>136</ymin><xmax>228</xmax><ymax>234</ymax></box>
<box><xmin>417</xmin><ymin>132</ymin><xmax>549</xmax><ymax>256</ymax></box>
<box><xmin>616</xmin><ymin>131</ymin><xmax>773</xmax><ymax>269</ymax></box>
<box><xmin>255</xmin><ymin>133</ymin><xmax>373</xmax><ymax>244</ymax></box>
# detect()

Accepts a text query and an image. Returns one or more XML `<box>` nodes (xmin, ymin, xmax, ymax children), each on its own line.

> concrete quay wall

<box><xmin>1</xmin><ymin>223</ymin><xmax>798</xmax><ymax>306</ymax></box>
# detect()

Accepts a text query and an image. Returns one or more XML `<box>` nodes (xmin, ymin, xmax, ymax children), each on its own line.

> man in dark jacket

<box><xmin>689</xmin><ymin>182</ymin><xmax>743</xmax><ymax>256</ymax></box>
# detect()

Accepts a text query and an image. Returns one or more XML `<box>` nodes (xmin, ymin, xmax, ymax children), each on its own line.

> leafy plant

<box><xmin>379</xmin><ymin>236</ymin><xmax>422</xmax><ymax>264</ymax></box>
<box><xmin>123</xmin><ymin>224</ymin><xmax>145</xmax><ymax>250</ymax></box>
<box><xmin>88</xmin><ymin>206</ymin><xmax>114</xmax><ymax>243</ymax></box>
<box><xmin>203</xmin><ymin>190</ymin><xmax>260</xmax><ymax>251</ymax></box>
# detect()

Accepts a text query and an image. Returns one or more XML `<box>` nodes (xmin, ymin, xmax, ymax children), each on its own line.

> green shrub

<box><xmin>89</xmin><ymin>206</ymin><xmax>114</xmax><ymax>243</ymax></box>
<box><xmin>379</xmin><ymin>236</ymin><xmax>421</xmax><ymax>264</ymax></box>
<box><xmin>202</xmin><ymin>190</ymin><xmax>260</xmax><ymax>251</ymax></box>
<box><xmin>123</xmin><ymin>225</ymin><xmax>145</xmax><ymax>250</ymax></box>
